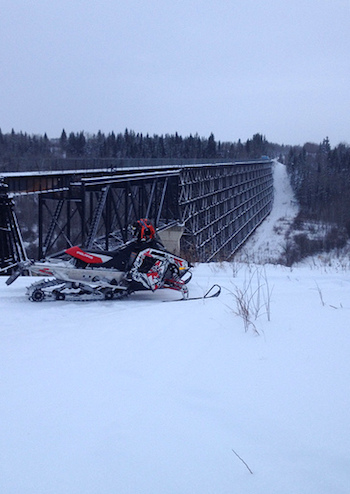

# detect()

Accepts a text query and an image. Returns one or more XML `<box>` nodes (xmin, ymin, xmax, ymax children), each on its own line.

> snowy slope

<box><xmin>236</xmin><ymin>160</ymin><xmax>299</xmax><ymax>264</ymax></box>
<box><xmin>1</xmin><ymin>261</ymin><xmax>350</xmax><ymax>494</ymax></box>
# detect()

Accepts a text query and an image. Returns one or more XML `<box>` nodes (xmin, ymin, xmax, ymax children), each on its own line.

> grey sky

<box><xmin>1</xmin><ymin>0</ymin><xmax>350</xmax><ymax>146</ymax></box>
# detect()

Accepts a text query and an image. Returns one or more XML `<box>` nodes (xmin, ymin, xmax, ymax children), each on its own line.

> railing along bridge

<box><xmin>0</xmin><ymin>159</ymin><xmax>274</xmax><ymax>270</ymax></box>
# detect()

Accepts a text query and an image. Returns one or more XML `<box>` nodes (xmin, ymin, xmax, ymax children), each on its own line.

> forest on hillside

<box><xmin>284</xmin><ymin>138</ymin><xmax>350</xmax><ymax>262</ymax></box>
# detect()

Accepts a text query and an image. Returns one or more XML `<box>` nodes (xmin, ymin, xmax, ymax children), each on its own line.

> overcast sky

<box><xmin>1</xmin><ymin>0</ymin><xmax>350</xmax><ymax>146</ymax></box>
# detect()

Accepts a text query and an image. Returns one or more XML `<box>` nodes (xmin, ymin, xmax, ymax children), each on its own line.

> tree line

<box><xmin>0</xmin><ymin>128</ymin><xmax>284</xmax><ymax>166</ymax></box>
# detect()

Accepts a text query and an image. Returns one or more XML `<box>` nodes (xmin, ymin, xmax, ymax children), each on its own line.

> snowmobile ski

<box><xmin>165</xmin><ymin>284</ymin><xmax>221</xmax><ymax>302</ymax></box>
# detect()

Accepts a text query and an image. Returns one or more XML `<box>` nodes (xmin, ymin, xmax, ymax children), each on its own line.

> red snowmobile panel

<box><xmin>65</xmin><ymin>246</ymin><xmax>113</xmax><ymax>264</ymax></box>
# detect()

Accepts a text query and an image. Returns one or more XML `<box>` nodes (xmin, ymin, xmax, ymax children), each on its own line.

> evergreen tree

<box><xmin>60</xmin><ymin>129</ymin><xmax>67</xmax><ymax>156</ymax></box>
<box><xmin>206</xmin><ymin>133</ymin><xmax>216</xmax><ymax>158</ymax></box>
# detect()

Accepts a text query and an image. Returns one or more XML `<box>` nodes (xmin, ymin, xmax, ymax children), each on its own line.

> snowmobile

<box><xmin>6</xmin><ymin>243</ymin><xmax>193</xmax><ymax>302</ymax></box>
<box><xmin>6</xmin><ymin>219</ymin><xmax>196</xmax><ymax>302</ymax></box>
<box><xmin>6</xmin><ymin>219</ymin><xmax>220</xmax><ymax>302</ymax></box>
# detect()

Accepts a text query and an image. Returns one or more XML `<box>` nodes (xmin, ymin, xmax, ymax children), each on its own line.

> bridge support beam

<box><xmin>0</xmin><ymin>181</ymin><xmax>27</xmax><ymax>272</ymax></box>
<box><xmin>37</xmin><ymin>173</ymin><xmax>180</xmax><ymax>257</ymax></box>
<box><xmin>179</xmin><ymin>161</ymin><xmax>274</xmax><ymax>262</ymax></box>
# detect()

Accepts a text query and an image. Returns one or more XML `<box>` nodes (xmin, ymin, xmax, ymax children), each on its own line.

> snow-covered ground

<box><xmin>1</xmin><ymin>162</ymin><xmax>350</xmax><ymax>494</ymax></box>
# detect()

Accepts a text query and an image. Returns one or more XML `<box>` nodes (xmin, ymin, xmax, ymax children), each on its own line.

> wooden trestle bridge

<box><xmin>0</xmin><ymin>159</ymin><xmax>274</xmax><ymax>271</ymax></box>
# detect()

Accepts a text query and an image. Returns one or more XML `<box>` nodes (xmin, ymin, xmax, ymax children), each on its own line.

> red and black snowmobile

<box><xmin>6</xmin><ymin>219</ymin><xmax>193</xmax><ymax>302</ymax></box>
